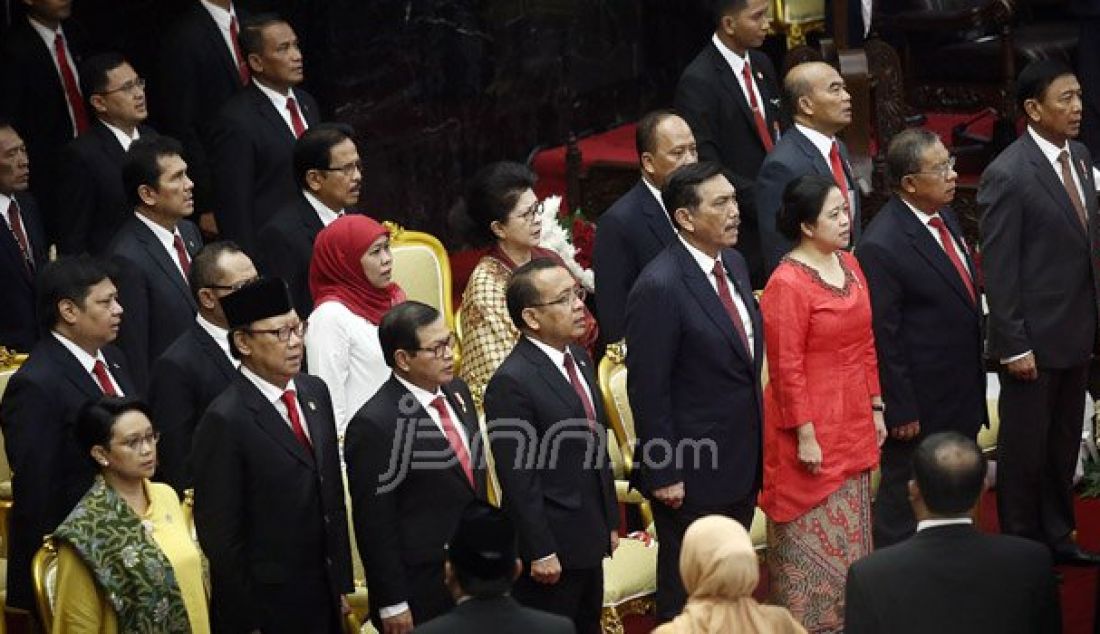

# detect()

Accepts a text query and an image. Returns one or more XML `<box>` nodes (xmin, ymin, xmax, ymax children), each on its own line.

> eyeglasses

<box><xmin>411</xmin><ymin>333</ymin><xmax>457</xmax><ymax>359</ymax></box>
<box><xmin>531</xmin><ymin>286</ymin><xmax>587</xmax><ymax>308</ymax></box>
<box><xmin>205</xmin><ymin>276</ymin><xmax>261</xmax><ymax>293</ymax></box>
<box><xmin>512</xmin><ymin>201</ymin><xmax>543</xmax><ymax>224</ymax></box>
<box><xmin>113</xmin><ymin>431</ymin><xmax>160</xmax><ymax>453</ymax></box>
<box><xmin>244</xmin><ymin>321</ymin><xmax>308</xmax><ymax>341</ymax></box>
<box><xmin>97</xmin><ymin>77</ymin><xmax>146</xmax><ymax>96</ymax></box>
<box><xmin>909</xmin><ymin>156</ymin><xmax>957</xmax><ymax>179</ymax></box>
<box><xmin>318</xmin><ymin>160</ymin><xmax>362</xmax><ymax>177</ymax></box>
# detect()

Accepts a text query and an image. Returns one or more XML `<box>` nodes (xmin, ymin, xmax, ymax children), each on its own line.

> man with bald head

<box><xmin>593</xmin><ymin>109</ymin><xmax>698</xmax><ymax>342</ymax></box>
<box><xmin>756</xmin><ymin>61</ymin><xmax>860</xmax><ymax>275</ymax></box>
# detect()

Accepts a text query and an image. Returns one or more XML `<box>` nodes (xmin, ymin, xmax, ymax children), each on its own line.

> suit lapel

<box><xmin>90</xmin><ymin>121</ymin><xmax>127</xmax><ymax>165</ymax></box>
<box><xmin>570</xmin><ymin>344</ymin><xmax>607</xmax><ymax>424</ymax></box>
<box><xmin>295</xmin><ymin>379</ymin><xmax>332</xmax><ymax>468</ymax></box>
<box><xmin>517</xmin><ymin>338</ymin><xmax>588</xmax><ymax>417</ymax></box>
<box><xmin>638</xmin><ymin>182</ymin><xmax>676</xmax><ymax>249</ymax></box>
<box><xmin>723</xmin><ymin>251</ymin><xmax>763</xmax><ymax>366</ymax></box>
<box><xmin>44</xmin><ymin>336</ymin><xmax>109</xmax><ymax>400</ymax></box>
<box><xmin>131</xmin><ymin>218</ymin><xmax>196</xmax><ymax>306</ymax></box>
<box><xmin>1022</xmin><ymin>134</ymin><xmax>1089</xmax><ymax>240</ymax></box>
<box><xmin>241</xmin><ymin>374</ymin><xmax>316</xmax><ymax>467</ymax></box>
<box><xmin>748</xmin><ymin>50</ymin><xmax>782</xmax><ymax>133</ymax></box>
<box><xmin>250</xmin><ymin>85</ymin><xmax>297</xmax><ymax>142</ymax></box>
<box><xmin>440</xmin><ymin>382</ymin><xmax>481</xmax><ymax>493</ymax></box>
<box><xmin>198</xmin><ymin>5</ymin><xmax>241</xmax><ymax>86</ymax></box>
<box><xmin>792</xmin><ymin>129</ymin><xmax>834</xmax><ymax>179</ymax></box>
<box><xmin>707</xmin><ymin>44</ymin><xmax>766</xmax><ymax>149</ymax></box>
<box><xmin>676</xmin><ymin>243</ymin><xmax>751</xmax><ymax>363</ymax></box>
<box><xmin>195</xmin><ymin>324</ymin><xmax>237</xmax><ymax>379</ymax></box>
<box><xmin>0</xmin><ymin>209</ymin><xmax>33</xmax><ymax>285</ymax></box>
<box><xmin>894</xmin><ymin>198</ymin><xmax>977</xmax><ymax>311</ymax></box>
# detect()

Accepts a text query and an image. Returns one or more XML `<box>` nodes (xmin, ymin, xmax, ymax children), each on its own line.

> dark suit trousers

<box><xmin>512</xmin><ymin>566</ymin><xmax>603</xmax><ymax>634</ymax></box>
<box><xmin>996</xmin><ymin>365</ymin><xmax>1089</xmax><ymax>547</ymax></box>
<box><xmin>651</xmin><ymin>497</ymin><xmax>755</xmax><ymax>622</ymax></box>
<box><xmin>250</xmin><ymin>569</ymin><xmax>340</xmax><ymax>634</ymax></box>
<box><xmin>872</xmin><ymin>437</ymin><xmax>920</xmax><ymax>548</ymax></box>
<box><xmin>368</xmin><ymin>562</ymin><xmax>453</xmax><ymax>632</ymax></box>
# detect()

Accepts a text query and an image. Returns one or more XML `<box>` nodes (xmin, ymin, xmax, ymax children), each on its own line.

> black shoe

<box><xmin>1052</xmin><ymin>545</ymin><xmax>1100</xmax><ymax>566</ymax></box>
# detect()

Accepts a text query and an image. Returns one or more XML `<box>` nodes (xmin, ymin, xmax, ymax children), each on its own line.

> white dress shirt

<box><xmin>304</xmin><ymin>301</ymin><xmax>390</xmax><ymax>436</ymax></box>
<box><xmin>52</xmin><ymin>331</ymin><xmax>124</xmax><ymax>395</ymax></box>
<box><xmin>134</xmin><ymin>213</ymin><xmax>189</xmax><ymax>278</ymax></box>
<box><xmin>524</xmin><ymin>334</ymin><xmax>596</xmax><ymax>407</ymax></box>
<box><xmin>254</xmin><ymin>79</ymin><xmax>307</xmax><ymax>137</ymax></box>
<box><xmin>641</xmin><ymin>177</ymin><xmax>674</xmax><ymax>228</ymax></box>
<box><xmin>916</xmin><ymin>517</ymin><xmax>972</xmax><ymax>532</ymax></box>
<box><xmin>199</xmin><ymin>0</ymin><xmax>242</xmax><ymax>67</ymax></box>
<box><xmin>678</xmin><ymin>235</ymin><xmax>754</xmax><ymax>358</ymax></box>
<box><xmin>302</xmin><ymin>190</ymin><xmax>342</xmax><ymax>227</ymax></box>
<box><xmin>900</xmin><ymin>199</ymin><xmax>971</xmax><ymax>275</ymax></box>
<box><xmin>1027</xmin><ymin>126</ymin><xmax>1087</xmax><ymax>209</ymax></box>
<box><xmin>239</xmin><ymin>364</ymin><xmax>311</xmax><ymax>442</ymax></box>
<box><xmin>195</xmin><ymin>313</ymin><xmax>236</xmax><ymax>366</ymax></box>
<box><xmin>100</xmin><ymin>119</ymin><xmax>141</xmax><ymax>152</ymax></box>
<box><xmin>27</xmin><ymin>15</ymin><xmax>81</xmax><ymax>136</ymax></box>
<box><xmin>712</xmin><ymin>34</ymin><xmax>766</xmax><ymax>116</ymax></box>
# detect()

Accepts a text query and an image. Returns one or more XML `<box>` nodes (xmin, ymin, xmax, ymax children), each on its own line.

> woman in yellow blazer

<box><xmin>51</xmin><ymin>396</ymin><xmax>209</xmax><ymax>633</ymax></box>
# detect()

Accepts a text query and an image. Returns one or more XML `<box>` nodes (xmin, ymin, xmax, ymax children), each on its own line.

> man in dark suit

<box><xmin>625</xmin><ymin>161</ymin><xmax>763</xmax><ymax>621</ymax></box>
<box><xmin>0</xmin><ymin>119</ymin><xmax>47</xmax><ymax>352</ymax></box>
<box><xmin>979</xmin><ymin>60</ymin><xmax>1100</xmax><ymax>565</ymax></box>
<box><xmin>56</xmin><ymin>53</ymin><xmax>157</xmax><ymax>255</ymax></box>
<box><xmin>416</xmin><ymin>501</ymin><xmax>575</xmax><ymax>634</ymax></box>
<box><xmin>485</xmin><ymin>258</ymin><xmax>619</xmax><ymax>634</ymax></box>
<box><xmin>209</xmin><ymin>13</ymin><xmax>320</xmax><ymax>255</ymax></box>
<box><xmin>192</xmin><ymin>276</ymin><xmax>353</xmax><ymax>633</ymax></box>
<box><xmin>345</xmin><ymin>300</ymin><xmax>486</xmax><ymax>634</ymax></box>
<box><xmin>845</xmin><ymin>432</ymin><xmax>1061</xmax><ymax>633</ymax></box>
<box><xmin>156</xmin><ymin>0</ymin><xmax>249</xmax><ymax>227</ymax></box>
<box><xmin>0</xmin><ymin>255</ymin><xmax>134</xmax><ymax>617</ymax></box>
<box><xmin>109</xmin><ymin>136</ymin><xmax>202</xmax><ymax>392</ymax></box>
<box><xmin>756</xmin><ymin>61</ymin><xmax>860</xmax><ymax>275</ymax></box>
<box><xmin>857</xmin><ymin>129</ymin><xmax>987</xmax><ymax>547</ymax></box>
<box><xmin>593</xmin><ymin>110</ymin><xmax>697</xmax><ymax>342</ymax></box>
<box><xmin>0</xmin><ymin>0</ymin><xmax>89</xmax><ymax>244</ymax></box>
<box><xmin>674</xmin><ymin>0</ymin><xmax>783</xmax><ymax>287</ymax></box>
<box><xmin>257</xmin><ymin>123</ymin><xmax>360</xmax><ymax>317</ymax></box>
<box><xmin>149</xmin><ymin>241</ymin><xmax>257</xmax><ymax>493</ymax></box>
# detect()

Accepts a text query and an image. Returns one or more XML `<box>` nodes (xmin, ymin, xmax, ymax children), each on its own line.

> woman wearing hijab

<box><xmin>306</xmin><ymin>214</ymin><xmax>406</xmax><ymax>436</ymax></box>
<box><xmin>655</xmin><ymin>515</ymin><xmax>806</xmax><ymax>634</ymax></box>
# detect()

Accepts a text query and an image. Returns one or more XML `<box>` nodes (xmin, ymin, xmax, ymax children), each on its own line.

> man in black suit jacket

<box><xmin>109</xmin><ymin>136</ymin><xmax>202</xmax><ymax>392</ymax></box>
<box><xmin>756</xmin><ymin>61</ymin><xmax>861</xmax><ymax>275</ymax></box>
<box><xmin>592</xmin><ymin>110</ymin><xmax>697</xmax><ymax>342</ymax></box>
<box><xmin>257</xmin><ymin>123</ymin><xmax>361</xmax><ymax>317</ymax></box>
<box><xmin>625</xmin><ymin>161</ymin><xmax>764</xmax><ymax>621</ymax></box>
<box><xmin>56</xmin><ymin>53</ymin><xmax>157</xmax><ymax>255</ymax></box>
<box><xmin>416</xmin><ymin>501</ymin><xmax>575</xmax><ymax>634</ymax></box>
<box><xmin>979</xmin><ymin>60</ymin><xmax>1100</xmax><ymax>564</ymax></box>
<box><xmin>857</xmin><ymin>129</ymin><xmax>987</xmax><ymax>547</ymax></box>
<box><xmin>149</xmin><ymin>241</ymin><xmax>257</xmax><ymax>493</ymax></box>
<box><xmin>192</xmin><ymin>277</ymin><xmax>353</xmax><ymax>633</ymax></box>
<box><xmin>209</xmin><ymin>14</ymin><xmax>320</xmax><ymax>255</ymax></box>
<box><xmin>0</xmin><ymin>119</ymin><xmax>47</xmax><ymax>352</ymax></box>
<box><xmin>0</xmin><ymin>255</ymin><xmax>135</xmax><ymax>615</ymax></box>
<box><xmin>0</xmin><ymin>1</ymin><xmax>89</xmax><ymax>244</ymax></box>
<box><xmin>674</xmin><ymin>0</ymin><xmax>784</xmax><ymax>287</ymax></box>
<box><xmin>485</xmin><ymin>259</ymin><xmax>619</xmax><ymax>634</ymax></box>
<box><xmin>845</xmin><ymin>432</ymin><xmax>1060</xmax><ymax>634</ymax></box>
<box><xmin>156</xmin><ymin>0</ymin><xmax>248</xmax><ymax>223</ymax></box>
<box><xmin>345</xmin><ymin>301</ymin><xmax>486</xmax><ymax>633</ymax></box>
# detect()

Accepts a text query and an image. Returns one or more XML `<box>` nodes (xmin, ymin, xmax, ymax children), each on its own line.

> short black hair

<box><xmin>293</xmin><ymin>123</ymin><xmax>355</xmax><ymax>188</ymax></box>
<box><xmin>453</xmin><ymin>568</ymin><xmax>513</xmax><ymax>598</ymax></box>
<box><xmin>661</xmin><ymin>161</ymin><xmax>727</xmax><ymax>231</ymax></box>
<box><xmin>79</xmin><ymin>52</ymin><xmax>128</xmax><ymax>102</ymax></box>
<box><xmin>188</xmin><ymin>241</ymin><xmax>246</xmax><ymax>303</ymax></box>
<box><xmin>505</xmin><ymin>257</ymin><xmax>562</xmax><ymax>331</ymax></box>
<box><xmin>239</xmin><ymin>13</ymin><xmax>289</xmax><ymax>61</ymax></box>
<box><xmin>465</xmin><ymin>161</ymin><xmax>537</xmax><ymax>247</ymax></box>
<box><xmin>885</xmin><ymin>128</ymin><xmax>941</xmax><ymax>190</ymax></box>
<box><xmin>122</xmin><ymin>135</ymin><xmax>185</xmax><ymax>209</ymax></box>
<box><xmin>75</xmin><ymin>396</ymin><xmax>152</xmax><ymax>459</ymax></box>
<box><xmin>1017</xmin><ymin>58</ymin><xmax>1077</xmax><ymax>114</ymax></box>
<box><xmin>635</xmin><ymin>109</ymin><xmax>680</xmax><ymax>157</ymax></box>
<box><xmin>712</xmin><ymin>0</ymin><xmax>750</xmax><ymax>25</ymax></box>
<box><xmin>776</xmin><ymin>174</ymin><xmax>838</xmax><ymax>241</ymax></box>
<box><xmin>378</xmin><ymin>301</ymin><xmax>440</xmax><ymax>368</ymax></box>
<box><xmin>35</xmin><ymin>255</ymin><xmax>116</xmax><ymax>332</ymax></box>
<box><xmin>913</xmin><ymin>431</ymin><xmax>987</xmax><ymax>515</ymax></box>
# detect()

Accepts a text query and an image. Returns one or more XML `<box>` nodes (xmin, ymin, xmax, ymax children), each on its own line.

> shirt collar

<box><xmin>524</xmin><ymin>334</ymin><xmax>569</xmax><ymax>369</ymax></box>
<box><xmin>195</xmin><ymin>313</ymin><xmax>235</xmax><ymax>365</ymax></box>
<box><xmin>99</xmin><ymin>119</ymin><xmax>140</xmax><ymax>151</ymax></box>
<box><xmin>302</xmin><ymin>190</ymin><xmax>341</xmax><ymax>227</ymax></box>
<box><xmin>393</xmin><ymin>373</ymin><xmax>444</xmax><ymax>412</ymax></box>
<box><xmin>916</xmin><ymin>517</ymin><xmax>973</xmax><ymax>532</ymax></box>
<box><xmin>27</xmin><ymin>14</ymin><xmax>61</xmax><ymax>43</ymax></box>
<box><xmin>51</xmin><ymin>331</ymin><xmax>107</xmax><ymax>373</ymax></box>
<box><xmin>641</xmin><ymin>177</ymin><xmax>668</xmax><ymax>214</ymax></box>
<box><xmin>795</xmin><ymin>123</ymin><xmax>836</xmax><ymax>159</ymax></box>
<box><xmin>1027</xmin><ymin>125</ymin><xmax>1072</xmax><ymax>165</ymax></box>
<box><xmin>899</xmin><ymin>197</ymin><xmax>940</xmax><ymax>224</ymax></box>
<box><xmin>134</xmin><ymin>212</ymin><xmax>178</xmax><ymax>253</ymax></box>
<box><xmin>711</xmin><ymin>33</ymin><xmax>748</xmax><ymax>76</ymax></box>
<box><xmin>678</xmin><ymin>234</ymin><xmax>722</xmax><ymax>278</ymax></box>
<box><xmin>199</xmin><ymin>0</ymin><xmax>235</xmax><ymax>31</ymax></box>
<box><xmin>254</xmin><ymin>77</ymin><xmax>292</xmax><ymax>105</ymax></box>
<box><xmin>0</xmin><ymin>193</ymin><xmax>12</xmax><ymax>224</ymax></box>
<box><xmin>240</xmin><ymin>363</ymin><xmax>296</xmax><ymax>403</ymax></box>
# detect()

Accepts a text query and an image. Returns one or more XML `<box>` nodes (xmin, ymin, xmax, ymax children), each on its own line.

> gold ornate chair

<box><xmin>769</xmin><ymin>0</ymin><xmax>826</xmax><ymax>48</ymax></box>
<box><xmin>383</xmin><ymin>222</ymin><xmax>455</xmax><ymax>331</ymax></box>
<box><xmin>30</xmin><ymin>537</ymin><xmax>58</xmax><ymax>632</ymax></box>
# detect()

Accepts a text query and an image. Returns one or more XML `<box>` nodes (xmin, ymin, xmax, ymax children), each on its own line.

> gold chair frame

<box><xmin>31</xmin><ymin>537</ymin><xmax>57</xmax><ymax>632</ymax></box>
<box><xmin>383</xmin><ymin>222</ymin><xmax>455</xmax><ymax>331</ymax></box>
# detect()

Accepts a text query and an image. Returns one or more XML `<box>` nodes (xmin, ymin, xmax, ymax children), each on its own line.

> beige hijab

<box><xmin>654</xmin><ymin>515</ymin><xmax>807</xmax><ymax>634</ymax></box>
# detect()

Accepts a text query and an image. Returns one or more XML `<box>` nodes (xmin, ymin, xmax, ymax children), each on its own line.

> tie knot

<box><xmin>430</xmin><ymin>395</ymin><xmax>447</xmax><ymax>413</ymax></box>
<box><xmin>830</xmin><ymin>140</ymin><xmax>840</xmax><ymax>157</ymax></box>
<box><xmin>1059</xmin><ymin>149</ymin><xmax>1071</xmax><ymax>165</ymax></box>
<box><xmin>712</xmin><ymin>260</ymin><xmax>725</xmax><ymax>278</ymax></box>
<box><xmin>281</xmin><ymin>389</ymin><xmax>297</xmax><ymax>406</ymax></box>
<box><xmin>563</xmin><ymin>351</ymin><xmax>576</xmax><ymax>371</ymax></box>
<box><xmin>927</xmin><ymin>215</ymin><xmax>945</xmax><ymax>230</ymax></box>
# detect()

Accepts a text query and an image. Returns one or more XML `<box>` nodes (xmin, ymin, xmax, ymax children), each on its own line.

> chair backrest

<box><xmin>597</xmin><ymin>342</ymin><xmax>636</xmax><ymax>472</ymax></box>
<box><xmin>384</xmin><ymin>222</ymin><xmax>455</xmax><ymax>331</ymax></box>
<box><xmin>32</xmin><ymin>537</ymin><xmax>59</xmax><ymax>632</ymax></box>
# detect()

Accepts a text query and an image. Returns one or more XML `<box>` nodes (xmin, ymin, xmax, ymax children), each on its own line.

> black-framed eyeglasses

<box><xmin>317</xmin><ymin>160</ymin><xmax>362</xmax><ymax>177</ymax></box>
<box><xmin>113</xmin><ymin>431</ymin><xmax>160</xmax><ymax>453</ymax></box>
<box><xmin>530</xmin><ymin>286</ymin><xmax>587</xmax><ymax>308</ymax></box>
<box><xmin>512</xmin><ymin>201</ymin><xmax>543</xmax><ymax>224</ymax></box>
<box><xmin>411</xmin><ymin>333</ymin><xmax>457</xmax><ymax>359</ymax></box>
<box><xmin>243</xmin><ymin>321</ymin><xmax>308</xmax><ymax>341</ymax></box>
<box><xmin>97</xmin><ymin>77</ymin><xmax>146</xmax><ymax>96</ymax></box>
<box><xmin>205</xmin><ymin>276</ymin><xmax>261</xmax><ymax>293</ymax></box>
<box><xmin>909</xmin><ymin>156</ymin><xmax>956</xmax><ymax>179</ymax></box>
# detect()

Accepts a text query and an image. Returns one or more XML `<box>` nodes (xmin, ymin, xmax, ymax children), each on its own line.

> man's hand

<box><xmin>653</xmin><ymin>482</ymin><xmax>685</xmax><ymax>509</ymax></box>
<box><xmin>531</xmin><ymin>554</ymin><xmax>562</xmax><ymax>585</ymax></box>
<box><xmin>889</xmin><ymin>421</ymin><xmax>921</xmax><ymax>441</ymax></box>
<box><xmin>797</xmin><ymin>423</ymin><xmax>822</xmax><ymax>474</ymax></box>
<box><xmin>340</xmin><ymin>595</ymin><xmax>352</xmax><ymax>615</ymax></box>
<box><xmin>1005</xmin><ymin>352</ymin><xmax>1038</xmax><ymax>381</ymax></box>
<box><xmin>382</xmin><ymin>609</ymin><xmax>414</xmax><ymax>634</ymax></box>
<box><xmin>610</xmin><ymin>530</ymin><xmax>620</xmax><ymax>553</ymax></box>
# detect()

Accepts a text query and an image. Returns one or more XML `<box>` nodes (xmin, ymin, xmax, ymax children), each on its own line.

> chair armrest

<box><xmin>878</xmin><ymin>0</ymin><xmax>1014</xmax><ymax>32</ymax></box>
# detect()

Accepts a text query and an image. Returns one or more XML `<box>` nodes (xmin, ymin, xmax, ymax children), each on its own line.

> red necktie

<box><xmin>927</xmin><ymin>216</ymin><xmax>976</xmax><ymax>304</ymax></box>
<box><xmin>1058</xmin><ymin>150</ymin><xmax>1088</xmax><ymax>228</ymax></box>
<box><xmin>430</xmin><ymin>396</ymin><xmax>474</xmax><ymax>486</ymax></box>
<box><xmin>712</xmin><ymin>260</ymin><xmax>752</xmax><ymax>356</ymax></box>
<box><xmin>563</xmin><ymin>352</ymin><xmax>596</xmax><ymax>431</ymax></box>
<box><xmin>92</xmin><ymin>360</ymin><xmax>118</xmax><ymax>396</ymax></box>
<box><xmin>7</xmin><ymin>198</ymin><xmax>33</xmax><ymax>272</ymax></box>
<box><xmin>286</xmin><ymin>96</ymin><xmax>306</xmax><ymax>138</ymax></box>
<box><xmin>229</xmin><ymin>14</ymin><xmax>250</xmax><ymax>86</ymax></box>
<box><xmin>54</xmin><ymin>32</ymin><xmax>89</xmax><ymax>135</ymax></box>
<box><xmin>280</xmin><ymin>389</ymin><xmax>313</xmax><ymax>451</ymax></box>
<box><xmin>172</xmin><ymin>233</ymin><xmax>191</xmax><ymax>277</ymax></box>
<box><xmin>741</xmin><ymin>60</ymin><xmax>774</xmax><ymax>151</ymax></box>
<box><xmin>828</xmin><ymin>140</ymin><xmax>852</xmax><ymax>223</ymax></box>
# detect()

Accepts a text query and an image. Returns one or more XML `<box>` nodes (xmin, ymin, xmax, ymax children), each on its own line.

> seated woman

<box><xmin>759</xmin><ymin>175</ymin><xmax>885</xmax><ymax>633</ymax></box>
<box><xmin>306</xmin><ymin>214</ymin><xmax>406</xmax><ymax>435</ymax></box>
<box><xmin>459</xmin><ymin>161</ymin><xmax>597</xmax><ymax>401</ymax></box>
<box><xmin>655</xmin><ymin>515</ymin><xmax>805</xmax><ymax>634</ymax></box>
<box><xmin>52</xmin><ymin>396</ymin><xmax>209</xmax><ymax>633</ymax></box>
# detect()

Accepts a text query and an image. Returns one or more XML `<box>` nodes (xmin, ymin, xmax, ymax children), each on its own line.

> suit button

<box><xmin>326</xmin><ymin>557</ymin><xmax>333</xmax><ymax>567</ymax></box>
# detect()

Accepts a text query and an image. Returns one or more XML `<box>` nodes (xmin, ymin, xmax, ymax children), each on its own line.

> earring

<box><xmin>101</xmin><ymin>460</ymin><xmax>109</xmax><ymax>467</ymax></box>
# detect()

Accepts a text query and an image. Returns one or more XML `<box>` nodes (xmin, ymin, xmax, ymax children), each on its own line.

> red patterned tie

<box><xmin>286</xmin><ymin>96</ymin><xmax>306</xmax><ymax>138</ymax></box>
<box><xmin>563</xmin><ymin>352</ymin><xmax>596</xmax><ymax>431</ymax></box>
<box><xmin>92</xmin><ymin>360</ymin><xmax>118</xmax><ymax>396</ymax></box>
<box><xmin>229</xmin><ymin>15</ymin><xmax>250</xmax><ymax>86</ymax></box>
<box><xmin>430</xmin><ymin>396</ymin><xmax>474</xmax><ymax>486</ymax></box>
<box><xmin>54</xmin><ymin>32</ymin><xmax>89</xmax><ymax>135</ymax></box>
<box><xmin>172</xmin><ymin>233</ymin><xmax>191</xmax><ymax>277</ymax></box>
<box><xmin>741</xmin><ymin>60</ymin><xmax>774</xmax><ymax>151</ymax></box>
<box><xmin>7</xmin><ymin>198</ymin><xmax>33</xmax><ymax>272</ymax></box>
<box><xmin>928</xmin><ymin>216</ymin><xmax>976</xmax><ymax>304</ymax></box>
<box><xmin>280</xmin><ymin>389</ymin><xmax>313</xmax><ymax>451</ymax></box>
<box><xmin>712</xmin><ymin>261</ymin><xmax>751</xmax><ymax>356</ymax></box>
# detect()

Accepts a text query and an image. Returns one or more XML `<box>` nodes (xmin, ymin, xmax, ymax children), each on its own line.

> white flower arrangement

<box><xmin>538</xmin><ymin>195</ymin><xmax>595</xmax><ymax>293</ymax></box>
